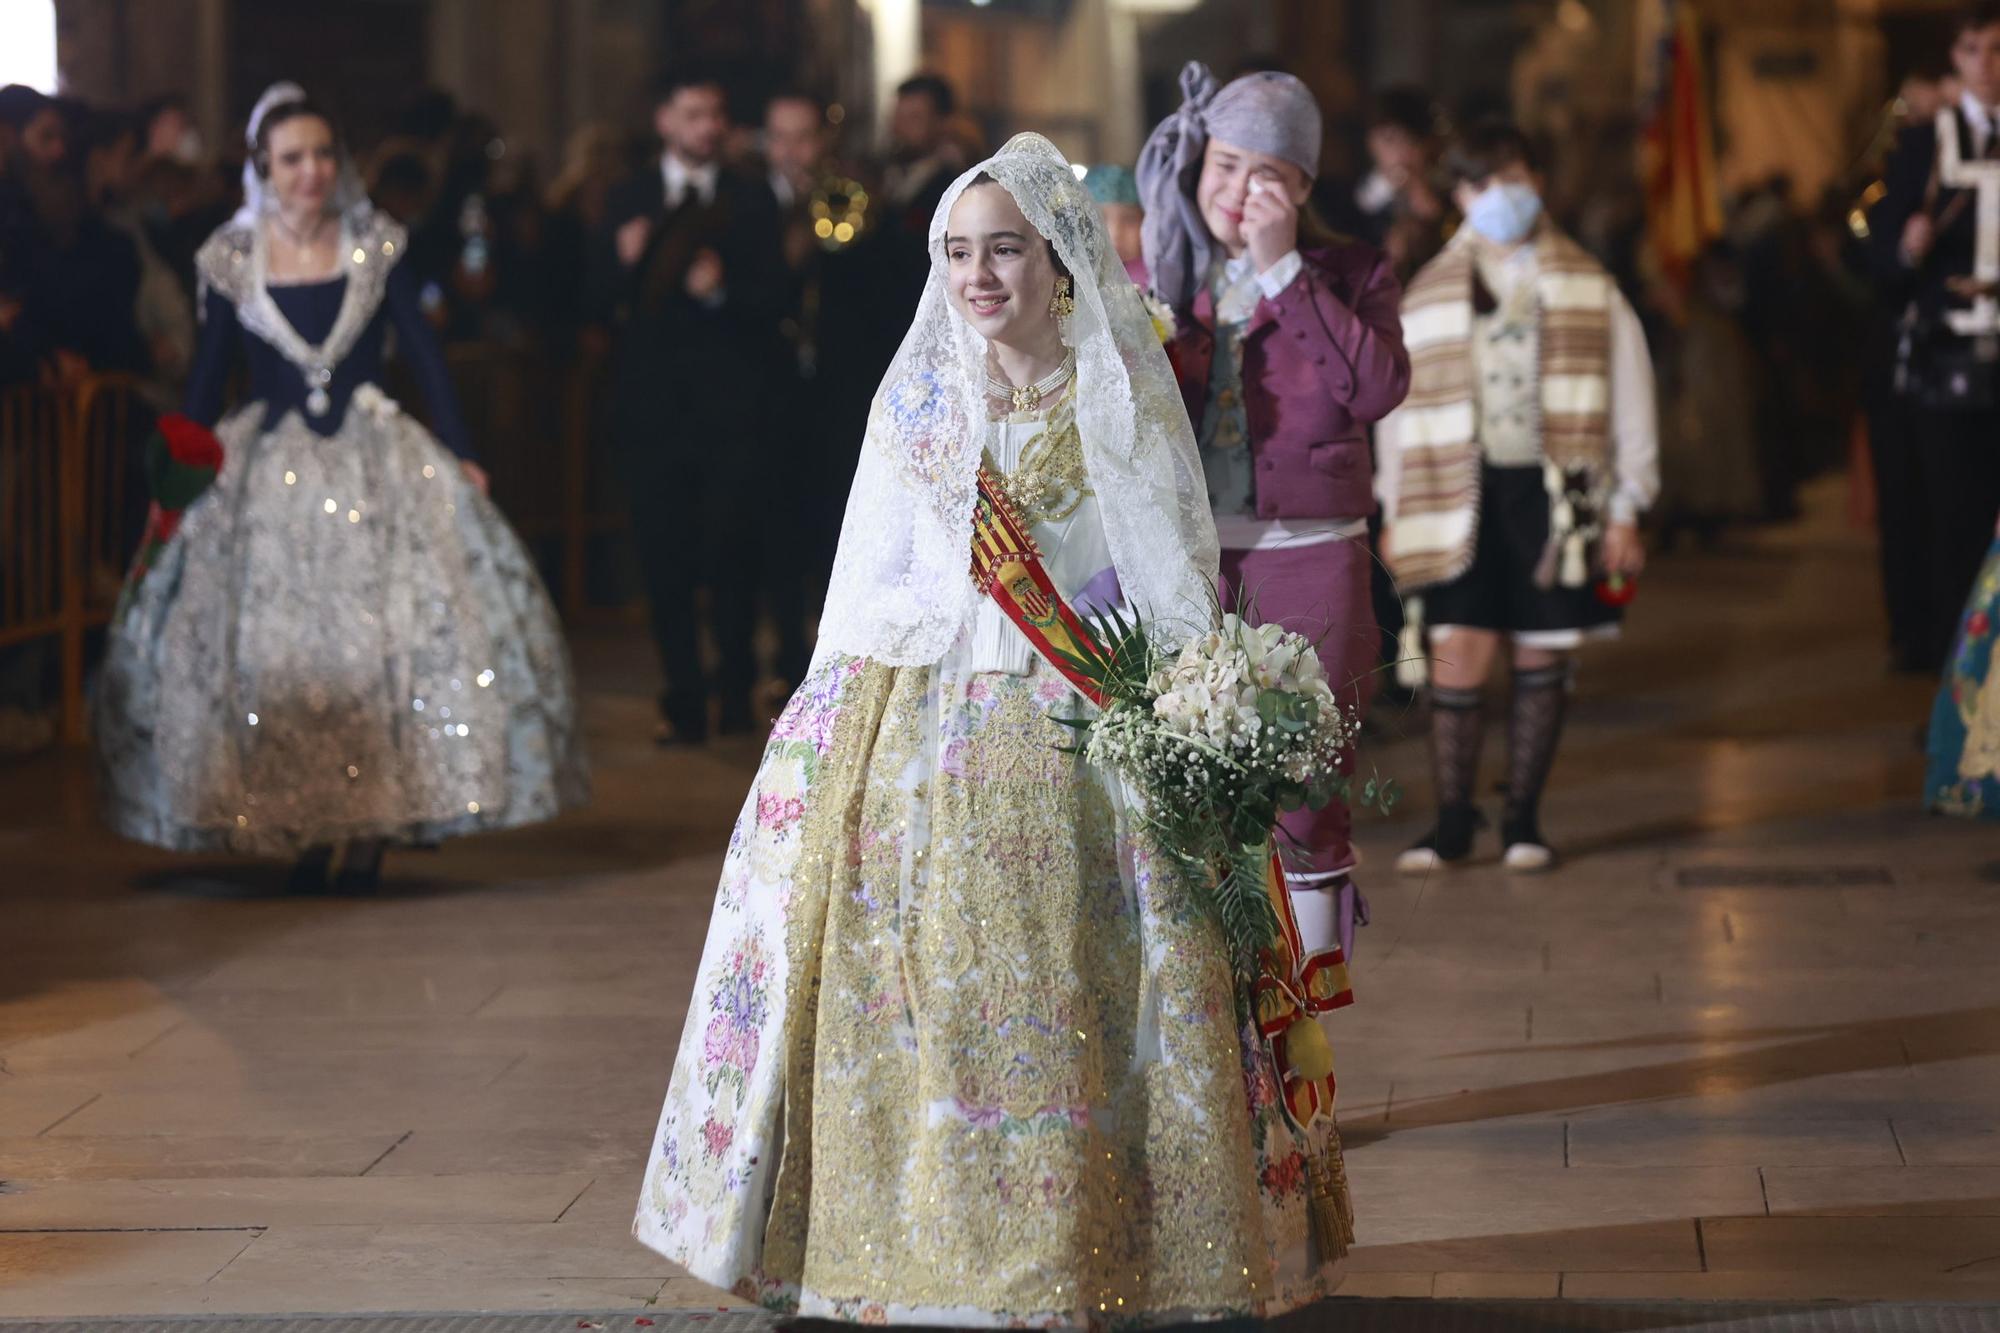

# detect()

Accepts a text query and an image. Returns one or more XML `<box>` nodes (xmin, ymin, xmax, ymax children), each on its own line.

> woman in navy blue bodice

<box><xmin>185</xmin><ymin>261</ymin><xmax>473</xmax><ymax>460</ymax></box>
<box><xmin>95</xmin><ymin>83</ymin><xmax>586</xmax><ymax>888</ymax></box>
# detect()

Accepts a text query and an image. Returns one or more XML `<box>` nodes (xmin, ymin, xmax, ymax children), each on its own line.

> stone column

<box><xmin>1103</xmin><ymin>3</ymin><xmax>1145</xmax><ymax>166</ymax></box>
<box><xmin>53</xmin><ymin>0</ymin><xmax>226</xmax><ymax>141</ymax></box>
<box><xmin>868</xmin><ymin>0</ymin><xmax>921</xmax><ymax>144</ymax></box>
<box><xmin>191</xmin><ymin>0</ymin><xmax>226</xmax><ymax>144</ymax></box>
<box><xmin>429</xmin><ymin>0</ymin><xmax>567</xmax><ymax>166</ymax></box>
<box><xmin>1366</xmin><ymin>0</ymin><xmax>1439</xmax><ymax>90</ymax></box>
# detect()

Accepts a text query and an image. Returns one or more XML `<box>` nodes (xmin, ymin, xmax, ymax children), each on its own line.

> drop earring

<box><xmin>1048</xmin><ymin>275</ymin><xmax>1075</xmax><ymax>325</ymax></box>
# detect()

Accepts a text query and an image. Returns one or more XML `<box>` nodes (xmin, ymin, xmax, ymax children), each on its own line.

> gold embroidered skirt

<box><xmin>634</xmin><ymin>652</ymin><xmax>1347</xmax><ymax>1327</ymax></box>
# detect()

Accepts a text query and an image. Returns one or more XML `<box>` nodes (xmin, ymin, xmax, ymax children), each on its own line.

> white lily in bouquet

<box><xmin>1139</xmin><ymin>289</ymin><xmax>1178</xmax><ymax>345</ymax></box>
<box><xmin>1051</xmin><ymin>606</ymin><xmax>1396</xmax><ymax>980</ymax></box>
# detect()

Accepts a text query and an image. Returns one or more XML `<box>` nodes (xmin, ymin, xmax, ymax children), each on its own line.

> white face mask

<box><xmin>1464</xmin><ymin>180</ymin><xmax>1543</xmax><ymax>245</ymax></box>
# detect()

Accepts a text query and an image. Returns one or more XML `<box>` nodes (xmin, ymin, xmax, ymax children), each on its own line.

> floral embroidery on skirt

<box><xmin>635</xmin><ymin>651</ymin><xmax>1346</xmax><ymax>1328</ymax></box>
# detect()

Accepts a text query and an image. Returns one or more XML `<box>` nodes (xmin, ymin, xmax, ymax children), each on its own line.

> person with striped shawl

<box><xmin>1377</xmin><ymin>121</ymin><xmax>1658</xmax><ymax>873</ymax></box>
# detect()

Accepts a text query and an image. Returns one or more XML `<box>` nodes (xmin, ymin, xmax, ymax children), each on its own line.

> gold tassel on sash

<box><xmin>1307</xmin><ymin>1127</ymin><xmax>1356</xmax><ymax>1263</ymax></box>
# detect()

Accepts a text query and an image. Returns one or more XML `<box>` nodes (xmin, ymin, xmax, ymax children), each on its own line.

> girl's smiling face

<box><xmin>944</xmin><ymin>180</ymin><xmax>1062</xmax><ymax>348</ymax></box>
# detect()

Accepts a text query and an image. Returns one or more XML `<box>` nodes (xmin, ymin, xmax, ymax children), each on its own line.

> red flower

<box><xmin>1259</xmin><ymin>1151</ymin><xmax>1306</xmax><ymax>1196</ymax></box>
<box><xmin>144</xmin><ymin>415</ymin><xmax>224</xmax><ymax>513</ymax></box>
<box><xmin>1595</xmin><ymin>573</ymin><xmax>1639</xmax><ymax>607</ymax></box>
<box><xmin>1970</xmin><ymin>611</ymin><xmax>1993</xmax><ymax>641</ymax></box>
<box><xmin>156</xmin><ymin>413</ymin><xmax>224</xmax><ymax>470</ymax></box>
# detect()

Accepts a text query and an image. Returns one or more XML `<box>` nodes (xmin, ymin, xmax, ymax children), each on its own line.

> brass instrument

<box><xmin>808</xmin><ymin>172</ymin><xmax>871</xmax><ymax>251</ymax></box>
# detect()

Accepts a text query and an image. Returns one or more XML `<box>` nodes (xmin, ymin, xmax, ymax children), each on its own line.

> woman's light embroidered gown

<box><xmin>1930</xmin><ymin>536</ymin><xmax>2000</xmax><ymax>818</ymax></box>
<box><xmin>94</xmin><ymin>209</ymin><xmax>587</xmax><ymax>852</ymax></box>
<box><xmin>635</xmin><ymin>390</ymin><xmax>1347</xmax><ymax>1327</ymax></box>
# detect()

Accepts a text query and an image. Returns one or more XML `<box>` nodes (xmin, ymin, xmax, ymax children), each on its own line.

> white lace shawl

<box><xmin>194</xmin><ymin>211</ymin><xmax>407</xmax><ymax>379</ymax></box>
<box><xmin>816</xmin><ymin>133</ymin><xmax>1219</xmax><ymax>667</ymax></box>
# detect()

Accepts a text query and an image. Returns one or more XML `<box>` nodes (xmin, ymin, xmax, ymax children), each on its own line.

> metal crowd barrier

<box><xmin>0</xmin><ymin>373</ymin><xmax>147</xmax><ymax>745</ymax></box>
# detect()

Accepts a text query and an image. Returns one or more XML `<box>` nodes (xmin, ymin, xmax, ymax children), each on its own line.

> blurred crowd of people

<box><xmin>0</xmin><ymin>24</ymin><xmax>1981</xmax><ymax>757</ymax></box>
<box><xmin>0</xmin><ymin>87</ymin><xmax>230</xmax><ymax>752</ymax></box>
<box><xmin>0</xmin><ymin>67</ymin><xmax>989</xmax><ymax>747</ymax></box>
<box><xmin>1321</xmin><ymin>80</ymin><xmax>1868</xmax><ymax>548</ymax></box>
<box><xmin>0</xmin><ymin>86</ymin><xmax>220</xmax><ymax>398</ymax></box>
<box><xmin>0</xmin><ymin>70</ymin><xmax>966</xmax><ymax>389</ymax></box>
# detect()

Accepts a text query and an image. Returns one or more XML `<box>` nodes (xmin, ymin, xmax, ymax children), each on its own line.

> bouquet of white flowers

<box><xmin>1053</xmin><ymin>608</ymin><xmax>1392</xmax><ymax>977</ymax></box>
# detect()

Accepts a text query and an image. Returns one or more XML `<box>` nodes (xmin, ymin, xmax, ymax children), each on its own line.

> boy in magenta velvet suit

<box><xmin>1138</xmin><ymin>62</ymin><xmax>1411</xmax><ymax>957</ymax></box>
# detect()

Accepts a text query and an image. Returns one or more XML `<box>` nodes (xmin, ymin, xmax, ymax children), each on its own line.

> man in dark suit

<box><xmin>877</xmin><ymin>75</ymin><xmax>964</xmax><ymax>297</ymax></box>
<box><xmin>759</xmin><ymin>90</ymin><xmax>834</xmax><ymax>690</ymax></box>
<box><xmin>1869</xmin><ymin>3</ymin><xmax>2000</xmax><ymax>672</ymax></box>
<box><xmin>594</xmin><ymin>68</ymin><xmax>784</xmax><ymax>743</ymax></box>
<box><xmin>809</xmin><ymin>74</ymin><xmax>965</xmax><ymax>580</ymax></box>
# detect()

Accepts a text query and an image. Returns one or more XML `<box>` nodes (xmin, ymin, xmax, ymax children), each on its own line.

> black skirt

<box><xmin>1422</xmin><ymin>464</ymin><xmax>1623</xmax><ymax>636</ymax></box>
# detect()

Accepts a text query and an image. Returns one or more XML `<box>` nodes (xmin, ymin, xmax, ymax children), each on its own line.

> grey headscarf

<box><xmin>1136</xmin><ymin>61</ymin><xmax>1323</xmax><ymax>313</ymax></box>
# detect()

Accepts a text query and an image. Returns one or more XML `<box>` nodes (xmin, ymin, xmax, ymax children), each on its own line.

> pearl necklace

<box><xmin>984</xmin><ymin>353</ymin><xmax>1075</xmax><ymax>416</ymax></box>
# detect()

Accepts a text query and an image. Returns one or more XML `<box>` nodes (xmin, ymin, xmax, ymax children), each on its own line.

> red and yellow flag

<box><xmin>1641</xmin><ymin>0</ymin><xmax>1723</xmax><ymax>293</ymax></box>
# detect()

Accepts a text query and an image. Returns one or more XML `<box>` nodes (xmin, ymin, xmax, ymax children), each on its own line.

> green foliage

<box><xmin>144</xmin><ymin>433</ymin><xmax>218</xmax><ymax>512</ymax></box>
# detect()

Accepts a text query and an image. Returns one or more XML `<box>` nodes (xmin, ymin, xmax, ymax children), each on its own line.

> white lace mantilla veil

<box><xmin>815</xmin><ymin>132</ymin><xmax>1220</xmax><ymax>667</ymax></box>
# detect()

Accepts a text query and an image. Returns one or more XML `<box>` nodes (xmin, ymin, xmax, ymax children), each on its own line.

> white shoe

<box><xmin>1502</xmin><ymin>840</ymin><xmax>1555</xmax><ymax>872</ymax></box>
<box><xmin>1395</xmin><ymin>846</ymin><xmax>1444</xmax><ymax>875</ymax></box>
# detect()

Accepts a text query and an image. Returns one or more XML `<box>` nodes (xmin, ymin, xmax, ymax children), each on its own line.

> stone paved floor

<box><xmin>2</xmin><ymin>478</ymin><xmax>1995</xmax><ymax>1316</ymax></box>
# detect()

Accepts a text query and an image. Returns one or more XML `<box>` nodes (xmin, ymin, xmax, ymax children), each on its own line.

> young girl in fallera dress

<box><xmin>633</xmin><ymin>133</ymin><xmax>1354</xmax><ymax>1328</ymax></box>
